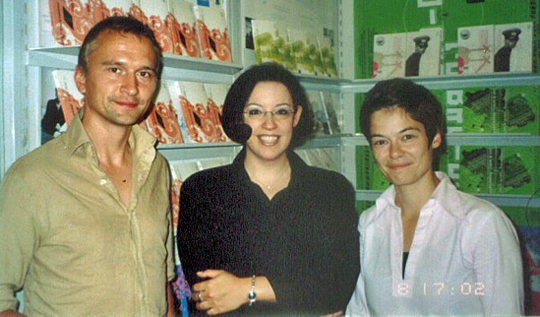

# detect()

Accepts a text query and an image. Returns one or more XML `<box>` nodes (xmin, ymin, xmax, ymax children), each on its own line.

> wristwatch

<box><xmin>247</xmin><ymin>275</ymin><xmax>257</xmax><ymax>306</ymax></box>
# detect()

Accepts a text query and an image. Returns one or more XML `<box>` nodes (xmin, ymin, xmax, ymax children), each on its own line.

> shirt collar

<box><xmin>60</xmin><ymin>108</ymin><xmax>157</xmax><ymax>161</ymax></box>
<box><xmin>374</xmin><ymin>171</ymin><xmax>467</xmax><ymax>221</ymax></box>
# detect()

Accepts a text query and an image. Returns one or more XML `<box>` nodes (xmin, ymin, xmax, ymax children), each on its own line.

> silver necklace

<box><xmin>248</xmin><ymin>165</ymin><xmax>289</xmax><ymax>189</ymax></box>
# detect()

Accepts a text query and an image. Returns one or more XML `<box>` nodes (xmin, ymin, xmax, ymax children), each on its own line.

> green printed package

<box><xmin>492</xmin><ymin>146</ymin><xmax>538</xmax><ymax>195</ymax></box>
<box><xmin>356</xmin><ymin>146</ymin><xmax>391</xmax><ymax>191</ymax></box>
<box><xmin>442</xmin><ymin>145</ymin><xmax>537</xmax><ymax>195</ymax></box>
<box><xmin>443</xmin><ymin>85</ymin><xmax>539</xmax><ymax>134</ymax></box>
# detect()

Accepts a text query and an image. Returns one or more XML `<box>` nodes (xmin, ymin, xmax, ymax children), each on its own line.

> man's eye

<box><xmin>139</xmin><ymin>71</ymin><xmax>155</xmax><ymax>79</ymax></box>
<box><xmin>109</xmin><ymin>67</ymin><xmax>121</xmax><ymax>74</ymax></box>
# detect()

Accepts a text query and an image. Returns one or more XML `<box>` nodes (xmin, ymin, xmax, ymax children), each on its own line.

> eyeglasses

<box><xmin>243</xmin><ymin>106</ymin><xmax>295</xmax><ymax>120</ymax></box>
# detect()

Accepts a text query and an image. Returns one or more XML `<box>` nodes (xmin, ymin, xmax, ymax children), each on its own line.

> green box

<box><xmin>355</xmin><ymin>146</ymin><xmax>391</xmax><ymax>191</ymax></box>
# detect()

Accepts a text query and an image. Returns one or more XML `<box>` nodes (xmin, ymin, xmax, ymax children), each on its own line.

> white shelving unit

<box><xmin>2</xmin><ymin>0</ymin><xmax>539</xmax><ymax>210</ymax></box>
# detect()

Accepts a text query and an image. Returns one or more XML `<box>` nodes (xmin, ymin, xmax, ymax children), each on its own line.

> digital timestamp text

<box><xmin>397</xmin><ymin>282</ymin><xmax>486</xmax><ymax>296</ymax></box>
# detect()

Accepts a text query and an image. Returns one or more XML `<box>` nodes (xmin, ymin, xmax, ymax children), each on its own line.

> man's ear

<box><xmin>74</xmin><ymin>66</ymin><xmax>87</xmax><ymax>95</ymax></box>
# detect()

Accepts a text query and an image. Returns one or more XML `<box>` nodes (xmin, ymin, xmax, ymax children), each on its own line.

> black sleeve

<box><xmin>176</xmin><ymin>174</ymin><xmax>221</xmax><ymax>287</ymax></box>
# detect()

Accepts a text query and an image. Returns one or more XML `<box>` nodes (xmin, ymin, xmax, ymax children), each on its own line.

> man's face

<box><xmin>369</xmin><ymin>106</ymin><xmax>441</xmax><ymax>189</ymax></box>
<box><xmin>75</xmin><ymin>30</ymin><xmax>158</xmax><ymax>128</ymax></box>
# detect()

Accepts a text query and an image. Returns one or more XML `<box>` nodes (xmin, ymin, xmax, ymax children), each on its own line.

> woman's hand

<box><xmin>191</xmin><ymin>270</ymin><xmax>250</xmax><ymax>315</ymax></box>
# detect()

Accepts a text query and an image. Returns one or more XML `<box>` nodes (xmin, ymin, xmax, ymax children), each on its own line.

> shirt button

<box><xmin>100</xmin><ymin>179</ymin><xmax>107</xmax><ymax>185</ymax></box>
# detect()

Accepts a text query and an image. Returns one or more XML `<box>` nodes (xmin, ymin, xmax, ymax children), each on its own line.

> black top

<box><xmin>177</xmin><ymin>148</ymin><xmax>360</xmax><ymax>315</ymax></box>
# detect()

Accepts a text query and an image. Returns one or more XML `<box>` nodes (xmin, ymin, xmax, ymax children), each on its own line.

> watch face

<box><xmin>248</xmin><ymin>291</ymin><xmax>257</xmax><ymax>300</ymax></box>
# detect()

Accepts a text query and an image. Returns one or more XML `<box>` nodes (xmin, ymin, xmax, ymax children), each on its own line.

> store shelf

<box><xmin>26</xmin><ymin>46</ymin><xmax>244</xmax><ymax>82</ymax></box>
<box><xmin>158</xmin><ymin>134</ymin><xmax>351</xmax><ymax>161</ymax></box>
<box><xmin>340</xmin><ymin>72</ymin><xmax>540</xmax><ymax>93</ymax></box>
<box><xmin>345</xmin><ymin>133</ymin><xmax>540</xmax><ymax>147</ymax></box>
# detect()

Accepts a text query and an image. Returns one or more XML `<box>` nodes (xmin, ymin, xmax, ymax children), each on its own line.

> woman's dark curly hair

<box><xmin>222</xmin><ymin>62</ymin><xmax>315</xmax><ymax>148</ymax></box>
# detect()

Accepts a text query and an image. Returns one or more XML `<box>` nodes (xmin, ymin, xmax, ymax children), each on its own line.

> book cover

<box><xmin>448</xmin><ymin>145</ymin><xmax>491</xmax><ymax>194</ymax></box>
<box><xmin>372</xmin><ymin>32</ymin><xmax>407</xmax><ymax>79</ymax></box>
<box><xmin>320</xmin><ymin>91</ymin><xmax>341</xmax><ymax>134</ymax></box>
<box><xmin>169</xmin><ymin>81</ymin><xmax>227</xmax><ymax>143</ymax></box>
<box><xmin>288</xmin><ymin>28</ymin><xmax>321</xmax><ymax>76</ymax></box>
<box><xmin>203</xmin><ymin>83</ymin><xmax>231</xmax><ymax>142</ymax></box>
<box><xmin>51</xmin><ymin>69</ymin><xmax>84</xmax><ymax>126</ymax></box>
<box><xmin>494</xmin><ymin>22</ymin><xmax>533</xmax><ymax>73</ymax></box>
<box><xmin>356</xmin><ymin>146</ymin><xmax>390</xmax><ymax>191</ymax></box>
<box><xmin>165</xmin><ymin>80</ymin><xmax>195</xmax><ymax>143</ymax></box>
<box><xmin>446</xmin><ymin>87</ymin><xmax>496</xmax><ymax>133</ymax></box>
<box><xmin>444</xmin><ymin>85</ymin><xmax>539</xmax><ymax>134</ymax></box>
<box><xmin>498</xmin><ymin>85</ymin><xmax>539</xmax><ymax>134</ymax></box>
<box><xmin>306</xmin><ymin>90</ymin><xmax>329</xmax><ymax>135</ymax></box>
<box><xmin>317</xmin><ymin>34</ymin><xmax>338</xmax><ymax>78</ymax></box>
<box><xmin>46</xmin><ymin>0</ymin><xmax>96</xmax><ymax>46</ymax></box>
<box><xmin>252</xmin><ymin>20</ymin><xmax>295</xmax><ymax>70</ymax></box>
<box><xmin>457</xmin><ymin>25</ymin><xmax>495</xmax><ymax>75</ymax></box>
<box><xmin>194</xmin><ymin>5</ymin><xmax>232</xmax><ymax>62</ymax></box>
<box><xmin>491</xmin><ymin>146</ymin><xmax>536</xmax><ymax>195</ymax></box>
<box><xmin>102</xmin><ymin>0</ymin><xmax>138</xmax><ymax>16</ymax></box>
<box><xmin>142</xmin><ymin>82</ymin><xmax>184</xmax><ymax>144</ymax></box>
<box><xmin>167</xmin><ymin>0</ymin><xmax>200</xmax><ymax>57</ymax></box>
<box><xmin>403</xmin><ymin>28</ymin><xmax>442</xmax><ymax>77</ymax></box>
<box><xmin>132</xmin><ymin>0</ymin><xmax>175</xmax><ymax>53</ymax></box>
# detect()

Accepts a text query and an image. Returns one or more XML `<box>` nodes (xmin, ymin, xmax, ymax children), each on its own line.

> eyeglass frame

<box><xmin>242</xmin><ymin>104</ymin><xmax>296</xmax><ymax>120</ymax></box>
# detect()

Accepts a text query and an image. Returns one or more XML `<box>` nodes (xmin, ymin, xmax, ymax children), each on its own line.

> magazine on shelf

<box><xmin>317</xmin><ymin>34</ymin><xmax>338</xmax><ymax>78</ymax></box>
<box><xmin>493</xmin><ymin>22</ymin><xmax>533</xmax><ymax>73</ymax></box>
<box><xmin>320</xmin><ymin>91</ymin><xmax>341</xmax><ymax>134</ymax></box>
<box><xmin>372</xmin><ymin>32</ymin><xmax>407</xmax><ymax>79</ymax></box>
<box><xmin>101</xmin><ymin>0</ymin><xmax>137</xmax><ymax>16</ymax></box>
<box><xmin>45</xmin><ymin>0</ymin><xmax>96</xmax><ymax>47</ymax></box>
<box><xmin>287</xmin><ymin>28</ymin><xmax>321</xmax><ymax>76</ymax></box>
<box><xmin>252</xmin><ymin>20</ymin><xmax>294</xmax><ymax>69</ymax></box>
<box><xmin>167</xmin><ymin>80</ymin><xmax>228</xmax><ymax>143</ymax></box>
<box><xmin>51</xmin><ymin>70</ymin><xmax>84</xmax><ymax>126</ymax></box>
<box><xmin>306</xmin><ymin>90</ymin><xmax>330</xmax><ymax>135</ymax></box>
<box><xmin>403</xmin><ymin>28</ymin><xmax>442</xmax><ymax>78</ymax></box>
<box><xmin>142</xmin><ymin>82</ymin><xmax>184</xmax><ymax>144</ymax></box>
<box><xmin>136</xmin><ymin>0</ymin><xmax>175</xmax><ymax>53</ymax></box>
<box><xmin>457</xmin><ymin>25</ymin><xmax>495</xmax><ymax>75</ymax></box>
<box><xmin>193</xmin><ymin>5</ymin><xmax>232</xmax><ymax>62</ymax></box>
<box><xmin>204</xmin><ymin>83</ymin><xmax>231</xmax><ymax>141</ymax></box>
<box><xmin>167</xmin><ymin>0</ymin><xmax>200</xmax><ymax>57</ymax></box>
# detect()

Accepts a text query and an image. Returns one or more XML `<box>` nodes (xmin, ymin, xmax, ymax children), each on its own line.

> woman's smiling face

<box><xmin>243</xmin><ymin>81</ymin><xmax>302</xmax><ymax>162</ymax></box>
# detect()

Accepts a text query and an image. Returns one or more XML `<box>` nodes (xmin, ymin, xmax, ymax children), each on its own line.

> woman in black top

<box><xmin>177</xmin><ymin>63</ymin><xmax>359</xmax><ymax>315</ymax></box>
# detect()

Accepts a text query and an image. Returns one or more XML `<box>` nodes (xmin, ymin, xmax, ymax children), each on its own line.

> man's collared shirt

<box><xmin>0</xmin><ymin>112</ymin><xmax>174</xmax><ymax>316</ymax></box>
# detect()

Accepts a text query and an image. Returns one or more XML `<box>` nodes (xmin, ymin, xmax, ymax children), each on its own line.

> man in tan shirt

<box><xmin>0</xmin><ymin>16</ymin><xmax>175</xmax><ymax>316</ymax></box>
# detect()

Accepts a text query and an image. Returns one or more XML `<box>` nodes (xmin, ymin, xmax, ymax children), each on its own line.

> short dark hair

<box><xmin>360</xmin><ymin>78</ymin><xmax>447</xmax><ymax>169</ymax></box>
<box><xmin>77</xmin><ymin>16</ymin><xmax>163</xmax><ymax>78</ymax></box>
<box><xmin>222</xmin><ymin>62</ymin><xmax>315</xmax><ymax>148</ymax></box>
